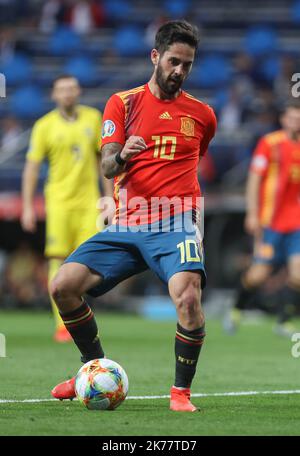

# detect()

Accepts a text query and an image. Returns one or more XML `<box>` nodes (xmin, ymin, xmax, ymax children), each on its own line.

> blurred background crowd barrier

<box><xmin>0</xmin><ymin>0</ymin><xmax>299</xmax><ymax>315</ymax></box>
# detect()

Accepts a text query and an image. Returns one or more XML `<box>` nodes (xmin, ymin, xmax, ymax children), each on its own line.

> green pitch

<box><xmin>0</xmin><ymin>310</ymin><xmax>300</xmax><ymax>436</ymax></box>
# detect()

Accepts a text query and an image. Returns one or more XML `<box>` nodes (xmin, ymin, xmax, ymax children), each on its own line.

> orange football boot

<box><xmin>53</xmin><ymin>327</ymin><xmax>72</xmax><ymax>343</ymax></box>
<box><xmin>170</xmin><ymin>386</ymin><xmax>198</xmax><ymax>412</ymax></box>
<box><xmin>51</xmin><ymin>377</ymin><xmax>76</xmax><ymax>401</ymax></box>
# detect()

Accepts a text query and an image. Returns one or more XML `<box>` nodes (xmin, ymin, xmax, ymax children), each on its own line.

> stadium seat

<box><xmin>0</xmin><ymin>100</ymin><xmax>8</xmax><ymax>118</ymax></box>
<box><xmin>291</xmin><ymin>1</ymin><xmax>300</xmax><ymax>23</ymax></box>
<box><xmin>244</xmin><ymin>26</ymin><xmax>278</xmax><ymax>56</ymax></box>
<box><xmin>259</xmin><ymin>55</ymin><xmax>280</xmax><ymax>83</ymax></box>
<box><xmin>10</xmin><ymin>85</ymin><xmax>47</xmax><ymax>119</ymax></box>
<box><xmin>114</xmin><ymin>27</ymin><xmax>146</xmax><ymax>57</ymax></box>
<box><xmin>63</xmin><ymin>56</ymin><xmax>102</xmax><ymax>87</ymax></box>
<box><xmin>103</xmin><ymin>0</ymin><xmax>132</xmax><ymax>22</ymax></box>
<box><xmin>214</xmin><ymin>88</ymin><xmax>230</xmax><ymax>111</ymax></box>
<box><xmin>189</xmin><ymin>55</ymin><xmax>233</xmax><ymax>89</ymax></box>
<box><xmin>48</xmin><ymin>26</ymin><xmax>82</xmax><ymax>56</ymax></box>
<box><xmin>0</xmin><ymin>54</ymin><xmax>33</xmax><ymax>87</ymax></box>
<box><xmin>163</xmin><ymin>0</ymin><xmax>191</xmax><ymax>18</ymax></box>
<box><xmin>34</xmin><ymin>69</ymin><xmax>59</xmax><ymax>88</ymax></box>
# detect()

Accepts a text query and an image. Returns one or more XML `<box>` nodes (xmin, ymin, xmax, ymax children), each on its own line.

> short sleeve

<box><xmin>101</xmin><ymin>94</ymin><xmax>126</xmax><ymax>147</ymax></box>
<box><xmin>250</xmin><ymin>137</ymin><xmax>271</xmax><ymax>176</ymax></box>
<box><xmin>199</xmin><ymin>105</ymin><xmax>217</xmax><ymax>157</ymax></box>
<box><xmin>26</xmin><ymin>120</ymin><xmax>47</xmax><ymax>163</ymax></box>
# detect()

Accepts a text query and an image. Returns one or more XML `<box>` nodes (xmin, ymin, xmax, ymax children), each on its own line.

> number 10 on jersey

<box><xmin>152</xmin><ymin>135</ymin><xmax>177</xmax><ymax>160</ymax></box>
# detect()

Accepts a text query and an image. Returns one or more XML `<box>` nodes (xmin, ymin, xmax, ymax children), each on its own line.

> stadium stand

<box><xmin>1</xmin><ymin>0</ymin><xmax>299</xmax><ymax>187</ymax></box>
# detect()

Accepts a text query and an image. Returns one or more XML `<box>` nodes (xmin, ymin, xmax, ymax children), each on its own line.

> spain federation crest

<box><xmin>180</xmin><ymin>116</ymin><xmax>195</xmax><ymax>137</ymax></box>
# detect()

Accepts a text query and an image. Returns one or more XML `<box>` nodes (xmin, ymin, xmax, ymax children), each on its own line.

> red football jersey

<box><xmin>250</xmin><ymin>130</ymin><xmax>300</xmax><ymax>232</ymax></box>
<box><xmin>101</xmin><ymin>83</ymin><xmax>217</xmax><ymax>225</ymax></box>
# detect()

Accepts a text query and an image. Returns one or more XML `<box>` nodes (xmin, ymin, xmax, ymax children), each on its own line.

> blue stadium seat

<box><xmin>189</xmin><ymin>55</ymin><xmax>233</xmax><ymax>89</ymax></box>
<box><xmin>34</xmin><ymin>69</ymin><xmax>59</xmax><ymax>88</ymax></box>
<box><xmin>114</xmin><ymin>27</ymin><xmax>146</xmax><ymax>57</ymax></box>
<box><xmin>244</xmin><ymin>26</ymin><xmax>278</xmax><ymax>57</ymax></box>
<box><xmin>163</xmin><ymin>0</ymin><xmax>191</xmax><ymax>18</ymax></box>
<box><xmin>0</xmin><ymin>101</ymin><xmax>9</xmax><ymax>118</ymax></box>
<box><xmin>259</xmin><ymin>55</ymin><xmax>280</xmax><ymax>83</ymax></box>
<box><xmin>64</xmin><ymin>56</ymin><xmax>102</xmax><ymax>87</ymax></box>
<box><xmin>10</xmin><ymin>85</ymin><xmax>47</xmax><ymax>119</ymax></box>
<box><xmin>0</xmin><ymin>54</ymin><xmax>33</xmax><ymax>86</ymax></box>
<box><xmin>214</xmin><ymin>88</ymin><xmax>230</xmax><ymax>111</ymax></box>
<box><xmin>103</xmin><ymin>0</ymin><xmax>132</xmax><ymax>22</ymax></box>
<box><xmin>48</xmin><ymin>26</ymin><xmax>82</xmax><ymax>56</ymax></box>
<box><xmin>291</xmin><ymin>1</ymin><xmax>300</xmax><ymax>23</ymax></box>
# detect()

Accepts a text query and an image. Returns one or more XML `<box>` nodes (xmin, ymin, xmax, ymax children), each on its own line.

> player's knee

<box><xmin>288</xmin><ymin>271</ymin><xmax>300</xmax><ymax>289</ymax></box>
<box><xmin>175</xmin><ymin>282</ymin><xmax>204</xmax><ymax>326</ymax></box>
<box><xmin>287</xmin><ymin>256</ymin><xmax>300</xmax><ymax>288</ymax></box>
<box><xmin>244</xmin><ymin>265</ymin><xmax>270</xmax><ymax>288</ymax></box>
<box><xmin>50</xmin><ymin>273</ymin><xmax>75</xmax><ymax>304</ymax></box>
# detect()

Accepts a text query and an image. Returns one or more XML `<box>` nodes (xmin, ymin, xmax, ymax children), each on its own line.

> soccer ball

<box><xmin>75</xmin><ymin>358</ymin><xmax>129</xmax><ymax>410</ymax></box>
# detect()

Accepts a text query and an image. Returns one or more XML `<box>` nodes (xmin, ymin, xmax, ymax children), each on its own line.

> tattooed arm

<box><xmin>101</xmin><ymin>142</ymin><xmax>124</xmax><ymax>179</ymax></box>
<box><xmin>101</xmin><ymin>136</ymin><xmax>147</xmax><ymax>179</ymax></box>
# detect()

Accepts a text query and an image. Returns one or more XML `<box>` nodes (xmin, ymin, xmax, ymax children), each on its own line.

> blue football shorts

<box><xmin>65</xmin><ymin>212</ymin><xmax>206</xmax><ymax>297</ymax></box>
<box><xmin>254</xmin><ymin>228</ymin><xmax>300</xmax><ymax>266</ymax></box>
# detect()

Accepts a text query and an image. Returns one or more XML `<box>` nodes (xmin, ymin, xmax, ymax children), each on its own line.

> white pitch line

<box><xmin>1</xmin><ymin>389</ymin><xmax>300</xmax><ymax>404</ymax></box>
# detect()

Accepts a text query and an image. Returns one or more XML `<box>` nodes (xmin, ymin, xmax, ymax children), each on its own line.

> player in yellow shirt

<box><xmin>21</xmin><ymin>74</ymin><xmax>112</xmax><ymax>342</ymax></box>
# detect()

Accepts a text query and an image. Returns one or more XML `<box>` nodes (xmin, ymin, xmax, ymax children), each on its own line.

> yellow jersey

<box><xmin>27</xmin><ymin>105</ymin><xmax>102</xmax><ymax>210</ymax></box>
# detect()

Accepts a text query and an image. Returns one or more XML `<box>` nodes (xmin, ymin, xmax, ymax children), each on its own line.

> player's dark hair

<box><xmin>278</xmin><ymin>99</ymin><xmax>300</xmax><ymax>116</ymax></box>
<box><xmin>52</xmin><ymin>74</ymin><xmax>79</xmax><ymax>87</ymax></box>
<box><xmin>154</xmin><ymin>20</ymin><xmax>199</xmax><ymax>55</ymax></box>
<box><xmin>283</xmin><ymin>99</ymin><xmax>300</xmax><ymax>111</ymax></box>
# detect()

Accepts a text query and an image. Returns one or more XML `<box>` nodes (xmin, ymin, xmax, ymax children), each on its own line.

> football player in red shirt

<box><xmin>225</xmin><ymin>102</ymin><xmax>300</xmax><ymax>336</ymax></box>
<box><xmin>50</xmin><ymin>20</ymin><xmax>217</xmax><ymax>412</ymax></box>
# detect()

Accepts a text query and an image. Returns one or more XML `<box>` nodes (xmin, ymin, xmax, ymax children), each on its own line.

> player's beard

<box><xmin>289</xmin><ymin>129</ymin><xmax>300</xmax><ymax>141</ymax></box>
<box><xmin>155</xmin><ymin>62</ymin><xmax>183</xmax><ymax>97</ymax></box>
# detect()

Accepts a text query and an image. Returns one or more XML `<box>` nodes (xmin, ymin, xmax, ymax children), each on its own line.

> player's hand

<box><xmin>120</xmin><ymin>136</ymin><xmax>147</xmax><ymax>161</ymax></box>
<box><xmin>21</xmin><ymin>206</ymin><xmax>37</xmax><ymax>233</ymax></box>
<box><xmin>244</xmin><ymin>213</ymin><xmax>261</xmax><ymax>237</ymax></box>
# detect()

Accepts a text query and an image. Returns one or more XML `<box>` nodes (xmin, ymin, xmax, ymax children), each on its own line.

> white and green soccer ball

<box><xmin>75</xmin><ymin>358</ymin><xmax>129</xmax><ymax>410</ymax></box>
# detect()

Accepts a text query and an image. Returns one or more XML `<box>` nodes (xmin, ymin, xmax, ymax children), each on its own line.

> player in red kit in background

<box><xmin>50</xmin><ymin>21</ymin><xmax>217</xmax><ymax>412</ymax></box>
<box><xmin>225</xmin><ymin>101</ymin><xmax>300</xmax><ymax>337</ymax></box>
